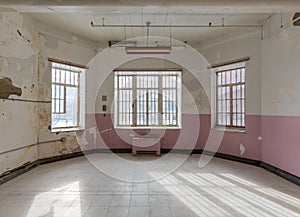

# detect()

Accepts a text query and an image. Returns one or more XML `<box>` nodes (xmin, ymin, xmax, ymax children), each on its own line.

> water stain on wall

<box><xmin>272</xmin><ymin>97</ymin><xmax>281</xmax><ymax>108</ymax></box>
<box><xmin>279</xmin><ymin>84</ymin><xmax>295</xmax><ymax>94</ymax></box>
<box><xmin>0</xmin><ymin>76</ymin><xmax>22</xmax><ymax>99</ymax></box>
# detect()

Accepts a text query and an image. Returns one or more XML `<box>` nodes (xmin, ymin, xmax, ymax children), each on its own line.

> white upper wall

<box><xmin>261</xmin><ymin>13</ymin><xmax>300</xmax><ymax>116</ymax></box>
<box><xmin>95</xmin><ymin>58</ymin><xmax>210</xmax><ymax>115</ymax></box>
<box><xmin>200</xmin><ymin>32</ymin><xmax>262</xmax><ymax>116</ymax></box>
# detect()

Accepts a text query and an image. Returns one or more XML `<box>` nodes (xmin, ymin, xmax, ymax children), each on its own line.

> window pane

<box><xmin>137</xmin><ymin>114</ymin><xmax>147</xmax><ymax>125</ymax></box>
<box><xmin>60</xmin><ymin>70</ymin><xmax>65</xmax><ymax>83</ymax></box>
<box><xmin>242</xmin><ymin>115</ymin><xmax>245</xmax><ymax>126</ymax></box>
<box><xmin>237</xmin><ymin>86</ymin><xmax>241</xmax><ymax>98</ymax></box>
<box><xmin>218</xmin><ymin>100</ymin><xmax>222</xmax><ymax>113</ymax></box>
<box><xmin>163</xmin><ymin>114</ymin><xmax>170</xmax><ymax>125</ymax></box>
<box><xmin>226</xmin><ymin>100</ymin><xmax>230</xmax><ymax>112</ymax></box>
<box><xmin>115</xmin><ymin>71</ymin><xmax>180</xmax><ymax>127</ymax></box>
<box><xmin>231</xmin><ymin>70</ymin><xmax>236</xmax><ymax>83</ymax></box>
<box><xmin>222</xmin><ymin>72</ymin><xmax>225</xmax><ymax>85</ymax></box>
<box><xmin>225</xmin><ymin>71</ymin><xmax>231</xmax><ymax>84</ymax></box>
<box><xmin>66</xmin><ymin>70</ymin><xmax>71</xmax><ymax>84</ymax></box>
<box><xmin>149</xmin><ymin>113</ymin><xmax>158</xmax><ymax>125</ymax></box>
<box><xmin>55</xmin><ymin>69</ymin><xmax>60</xmax><ymax>83</ymax></box>
<box><xmin>51</xmin><ymin>63</ymin><xmax>82</xmax><ymax>129</ymax></box>
<box><xmin>60</xmin><ymin>86</ymin><xmax>64</xmax><ymax>99</ymax></box>
<box><xmin>233</xmin><ymin>113</ymin><xmax>237</xmax><ymax>126</ymax></box>
<box><xmin>233</xmin><ymin>99</ymin><xmax>237</xmax><ymax>113</ymax></box>
<box><xmin>237</xmin><ymin>99</ymin><xmax>241</xmax><ymax>112</ymax></box>
<box><xmin>241</xmin><ymin>68</ymin><xmax>245</xmax><ymax>82</ymax></box>
<box><xmin>242</xmin><ymin>99</ymin><xmax>245</xmax><ymax>113</ymax></box>
<box><xmin>218</xmin><ymin>87</ymin><xmax>223</xmax><ymax>100</ymax></box>
<box><xmin>217</xmin><ymin>74</ymin><xmax>222</xmax><ymax>85</ymax></box>
<box><xmin>236</xmin><ymin>69</ymin><xmax>241</xmax><ymax>83</ymax></box>
<box><xmin>241</xmin><ymin>84</ymin><xmax>245</xmax><ymax>98</ymax></box>
<box><xmin>226</xmin><ymin>114</ymin><xmax>230</xmax><ymax>125</ymax></box>
<box><xmin>74</xmin><ymin>73</ymin><xmax>79</xmax><ymax>86</ymax></box>
<box><xmin>237</xmin><ymin>113</ymin><xmax>242</xmax><ymax>126</ymax></box>
<box><xmin>216</xmin><ymin>65</ymin><xmax>246</xmax><ymax>128</ymax></box>
<box><xmin>225</xmin><ymin>86</ymin><xmax>230</xmax><ymax>99</ymax></box>
<box><xmin>233</xmin><ymin>86</ymin><xmax>236</xmax><ymax>99</ymax></box>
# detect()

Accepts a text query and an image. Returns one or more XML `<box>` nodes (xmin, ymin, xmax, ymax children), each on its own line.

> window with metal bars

<box><xmin>51</xmin><ymin>62</ymin><xmax>84</xmax><ymax>130</ymax></box>
<box><xmin>216</xmin><ymin>63</ymin><xmax>246</xmax><ymax>128</ymax></box>
<box><xmin>114</xmin><ymin>70</ymin><xmax>182</xmax><ymax>128</ymax></box>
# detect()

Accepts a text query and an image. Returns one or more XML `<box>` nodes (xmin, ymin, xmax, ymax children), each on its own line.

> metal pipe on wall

<box><xmin>0</xmin><ymin>138</ymin><xmax>66</xmax><ymax>155</ymax></box>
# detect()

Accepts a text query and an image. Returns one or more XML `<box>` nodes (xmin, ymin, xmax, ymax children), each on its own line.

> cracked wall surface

<box><xmin>0</xmin><ymin>11</ymin><xmax>98</xmax><ymax>175</ymax></box>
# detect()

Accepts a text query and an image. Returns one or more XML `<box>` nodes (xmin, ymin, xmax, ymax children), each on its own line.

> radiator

<box><xmin>131</xmin><ymin>137</ymin><xmax>161</xmax><ymax>156</ymax></box>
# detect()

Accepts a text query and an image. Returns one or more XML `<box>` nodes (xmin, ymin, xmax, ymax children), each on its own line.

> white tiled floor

<box><xmin>0</xmin><ymin>154</ymin><xmax>300</xmax><ymax>217</ymax></box>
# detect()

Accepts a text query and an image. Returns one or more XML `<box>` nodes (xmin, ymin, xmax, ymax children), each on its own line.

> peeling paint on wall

<box><xmin>279</xmin><ymin>84</ymin><xmax>295</xmax><ymax>94</ymax></box>
<box><xmin>272</xmin><ymin>98</ymin><xmax>281</xmax><ymax>108</ymax></box>
<box><xmin>0</xmin><ymin>76</ymin><xmax>22</xmax><ymax>99</ymax></box>
<box><xmin>0</xmin><ymin>56</ymin><xmax>10</xmax><ymax>68</ymax></box>
<box><xmin>16</xmin><ymin>63</ymin><xmax>21</xmax><ymax>71</ymax></box>
<box><xmin>75</xmin><ymin>127</ymin><xmax>99</xmax><ymax>149</ymax></box>
<box><xmin>30</xmin><ymin>33</ymin><xmax>45</xmax><ymax>53</ymax></box>
<box><xmin>76</xmin><ymin>130</ymin><xmax>89</xmax><ymax>146</ymax></box>
<box><xmin>240</xmin><ymin>143</ymin><xmax>246</xmax><ymax>156</ymax></box>
<box><xmin>0</xmin><ymin>12</ymin><xmax>34</xmax><ymax>58</ymax></box>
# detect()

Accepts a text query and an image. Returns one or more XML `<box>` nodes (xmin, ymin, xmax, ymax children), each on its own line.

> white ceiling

<box><xmin>2</xmin><ymin>1</ymin><xmax>297</xmax><ymax>45</ymax></box>
<box><xmin>1</xmin><ymin>0</ymin><xmax>300</xmax><ymax>13</ymax></box>
<box><xmin>30</xmin><ymin>13</ymin><xmax>272</xmax><ymax>44</ymax></box>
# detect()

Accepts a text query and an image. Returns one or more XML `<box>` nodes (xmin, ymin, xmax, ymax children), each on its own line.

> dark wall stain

<box><xmin>0</xmin><ymin>77</ymin><xmax>22</xmax><ymax>99</ymax></box>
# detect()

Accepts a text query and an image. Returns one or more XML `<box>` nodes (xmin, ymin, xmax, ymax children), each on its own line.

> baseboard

<box><xmin>202</xmin><ymin>150</ymin><xmax>261</xmax><ymax>166</ymax></box>
<box><xmin>260</xmin><ymin>162</ymin><xmax>300</xmax><ymax>186</ymax></box>
<box><xmin>38</xmin><ymin>152</ymin><xmax>85</xmax><ymax>165</ymax></box>
<box><xmin>0</xmin><ymin>161</ymin><xmax>38</xmax><ymax>185</ymax></box>
<box><xmin>1</xmin><ymin>148</ymin><xmax>299</xmax><ymax>186</ymax></box>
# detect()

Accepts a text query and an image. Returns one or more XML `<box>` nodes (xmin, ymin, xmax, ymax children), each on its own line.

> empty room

<box><xmin>0</xmin><ymin>0</ymin><xmax>300</xmax><ymax>216</ymax></box>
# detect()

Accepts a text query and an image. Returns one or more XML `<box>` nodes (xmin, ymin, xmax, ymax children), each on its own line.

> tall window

<box><xmin>216</xmin><ymin>63</ymin><xmax>246</xmax><ymax>128</ymax></box>
<box><xmin>114</xmin><ymin>70</ymin><xmax>182</xmax><ymax>128</ymax></box>
<box><xmin>51</xmin><ymin>61</ymin><xmax>85</xmax><ymax>130</ymax></box>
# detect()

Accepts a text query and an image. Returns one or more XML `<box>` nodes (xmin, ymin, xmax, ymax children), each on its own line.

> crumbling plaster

<box><xmin>0</xmin><ymin>12</ymin><xmax>99</xmax><ymax>175</ymax></box>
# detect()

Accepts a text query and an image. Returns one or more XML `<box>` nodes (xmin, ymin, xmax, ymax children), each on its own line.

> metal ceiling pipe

<box><xmin>91</xmin><ymin>22</ymin><xmax>262</xmax><ymax>28</ymax></box>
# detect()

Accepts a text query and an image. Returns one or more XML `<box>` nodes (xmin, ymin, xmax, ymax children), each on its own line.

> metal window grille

<box><xmin>51</xmin><ymin>62</ymin><xmax>82</xmax><ymax>129</ymax></box>
<box><xmin>115</xmin><ymin>71</ymin><xmax>181</xmax><ymax>128</ymax></box>
<box><xmin>216</xmin><ymin>66</ymin><xmax>246</xmax><ymax>128</ymax></box>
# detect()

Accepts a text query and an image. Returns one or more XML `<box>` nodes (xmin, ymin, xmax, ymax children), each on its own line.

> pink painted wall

<box><xmin>262</xmin><ymin>116</ymin><xmax>300</xmax><ymax>177</ymax></box>
<box><xmin>85</xmin><ymin>113</ymin><xmax>261</xmax><ymax>161</ymax></box>
<box><xmin>213</xmin><ymin>115</ymin><xmax>261</xmax><ymax>161</ymax></box>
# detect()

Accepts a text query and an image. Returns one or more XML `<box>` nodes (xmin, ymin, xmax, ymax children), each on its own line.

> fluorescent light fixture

<box><xmin>125</xmin><ymin>46</ymin><xmax>172</xmax><ymax>54</ymax></box>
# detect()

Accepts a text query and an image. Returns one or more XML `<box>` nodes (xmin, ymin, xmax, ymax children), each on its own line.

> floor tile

<box><xmin>0</xmin><ymin>154</ymin><xmax>299</xmax><ymax>217</ymax></box>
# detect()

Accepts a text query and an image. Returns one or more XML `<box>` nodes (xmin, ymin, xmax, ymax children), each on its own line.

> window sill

<box><xmin>114</xmin><ymin>126</ymin><xmax>182</xmax><ymax>130</ymax></box>
<box><xmin>212</xmin><ymin>127</ymin><xmax>246</xmax><ymax>133</ymax></box>
<box><xmin>51</xmin><ymin>127</ymin><xmax>85</xmax><ymax>133</ymax></box>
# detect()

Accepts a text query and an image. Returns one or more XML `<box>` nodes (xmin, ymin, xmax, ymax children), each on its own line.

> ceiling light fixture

<box><xmin>125</xmin><ymin>46</ymin><xmax>172</xmax><ymax>54</ymax></box>
<box><xmin>124</xmin><ymin>21</ymin><xmax>172</xmax><ymax>54</ymax></box>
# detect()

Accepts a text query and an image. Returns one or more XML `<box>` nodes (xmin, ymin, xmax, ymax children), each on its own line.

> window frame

<box><xmin>50</xmin><ymin>61</ymin><xmax>85</xmax><ymax>132</ymax></box>
<box><xmin>215</xmin><ymin>63</ymin><xmax>246</xmax><ymax>129</ymax></box>
<box><xmin>114</xmin><ymin>70</ymin><xmax>182</xmax><ymax>129</ymax></box>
